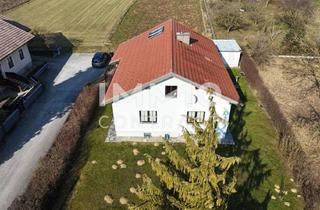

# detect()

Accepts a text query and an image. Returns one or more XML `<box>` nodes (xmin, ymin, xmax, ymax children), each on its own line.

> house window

<box><xmin>139</xmin><ymin>111</ymin><xmax>157</xmax><ymax>123</ymax></box>
<box><xmin>19</xmin><ymin>49</ymin><xmax>25</xmax><ymax>60</ymax></box>
<box><xmin>165</xmin><ymin>86</ymin><xmax>177</xmax><ymax>97</ymax></box>
<box><xmin>7</xmin><ymin>57</ymin><xmax>14</xmax><ymax>69</ymax></box>
<box><xmin>187</xmin><ymin>111</ymin><xmax>205</xmax><ymax>123</ymax></box>
<box><xmin>0</xmin><ymin>64</ymin><xmax>5</xmax><ymax>79</ymax></box>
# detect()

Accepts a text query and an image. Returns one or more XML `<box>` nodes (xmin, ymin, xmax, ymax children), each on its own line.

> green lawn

<box><xmin>61</xmin><ymin>68</ymin><xmax>304</xmax><ymax>210</ymax></box>
<box><xmin>5</xmin><ymin>0</ymin><xmax>204</xmax><ymax>51</ymax></box>
<box><xmin>110</xmin><ymin>0</ymin><xmax>204</xmax><ymax>47</ymax></box>
<box><xmin>226</xmin><ymin>69</ymin><xmax>304</xmax><ymax>209</ymax></box>
<box><xmin>63</xmin><ymin>105</ymin><xmax>186</xmax><ymax>210</ymax></box>
<box><xmin>5</xmin><ymin>0</ymin><xmax>135</xmax><ymax>51</ymax></box>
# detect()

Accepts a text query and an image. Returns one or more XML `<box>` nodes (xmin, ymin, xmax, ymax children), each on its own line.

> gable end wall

<box><xmin>112</xmin><ymin>77</ymin><xmax>232</xmax><ymax>139</ymax></box>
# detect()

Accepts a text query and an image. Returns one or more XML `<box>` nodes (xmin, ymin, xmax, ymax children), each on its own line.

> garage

<box><xmin>213</xmin><ymin>39</ymin><xmax>242</xmax><ymax>68</ymax></box>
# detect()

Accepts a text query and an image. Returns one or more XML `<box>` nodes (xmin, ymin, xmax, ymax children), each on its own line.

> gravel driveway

<box><xmin>0</xmin><ymin>53</ymin><xmax>105</xmax><ymax>209</ymax></box>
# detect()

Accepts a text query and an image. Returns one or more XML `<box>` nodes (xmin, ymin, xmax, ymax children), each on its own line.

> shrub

<box><xmin>247</xmin><ymin>35</ymin><xmax>273</xmax><ymax>66</ymax></box>
<box><xmin>280</xmin><ymin>10</ymin><xmax>307</xmax><ymax>28</ymax></box>
<box><xmin>214</xmin><ymin>9</ymin><xmax>245</xmax><ymax>32</ymax></box>
<box><xmin>240</xmin><ymin>2</ymin><xmax>257</xmax><ymax>12</ymax></box>
<box><xmin>281</xmin><ymin>28</ymin><xmax>306</xmax><ymax>54</ymax></box>
<box><xmin>240</xmin><ymin>55</ymin><xmax>320</xmax><ymax>210</ymax></box>
<box><xmin>279</xmin><ymin>10</ymin><xmax>307</xmax><ymax>54</ymax></box>
<box><xmin>280</xmin><ymin>0</ymin><xmax>313</xmax><ymax>15</ymax></box>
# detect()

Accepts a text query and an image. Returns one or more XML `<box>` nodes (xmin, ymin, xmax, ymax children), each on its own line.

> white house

<box><xmin>0</xmin><ymin>17</ymin><xmax>34</xmax><ymax>77</ymax></box>
<box><xmin>106</xmin><ymin>19</ymin><xmax>240</xmax><ymax>143</ymax></box>
<box><xmin>213</xmin><ymin>39</ymin><xmax>242</xmax><ymax>68</ymax></box>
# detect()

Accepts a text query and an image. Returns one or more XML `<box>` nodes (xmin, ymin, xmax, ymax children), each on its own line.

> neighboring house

<box><xmin>106</xmin><ymin>19</ymin><xmax>240</xmax><ymax>142</ymax></box>
<box><xmin>213</xmin><ymin>39</ymin><xmax>242</xmax><ymax>68</ymax></box>
<box><xmin>0</xmin><ymin>17</ymin><xmax>34</xmax><ymax>77</ymax></box>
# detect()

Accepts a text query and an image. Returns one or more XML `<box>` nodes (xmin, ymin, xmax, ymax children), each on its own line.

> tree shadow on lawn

<box><xmin>218</xmin><ymin>91</ymin><xmax>272</xmax><ymax>210</ymax></box>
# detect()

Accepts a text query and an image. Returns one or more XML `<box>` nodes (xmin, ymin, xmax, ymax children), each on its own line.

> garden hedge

<box><xmin>9</xmin><ymin>84</ymin><xmax>99</xmax><ymax>210</ymax></box>
<box><xmin>240</xmin><ymin>55</ymin><xmax>320</xmax><ymax>210</ymax></box>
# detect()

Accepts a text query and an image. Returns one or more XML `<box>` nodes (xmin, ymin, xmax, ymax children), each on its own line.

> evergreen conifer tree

<box><xmin>129</xmin><ymin>103</ymin><xmax>240</xmax><ymax>210</ymax></box>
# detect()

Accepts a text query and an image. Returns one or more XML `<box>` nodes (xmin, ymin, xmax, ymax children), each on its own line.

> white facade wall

<box><xmin>0</xmin><ymin>44</ymin><xmax>32</xmax><ymax>76</ymax></box>
<box><xmin>112</xmin><ymin>77</ymin><xmax>232</xmax><ymax>140</ymax></box>
<box><xmin>220</xmin><ymin>51</ymin><xmax>241</xmax><ymax>68</ymax></box>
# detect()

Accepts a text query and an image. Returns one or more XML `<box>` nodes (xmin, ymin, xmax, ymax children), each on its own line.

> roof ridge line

<box><xmin>170</xmin><ymin>19</ymin><xmax>176</xmax><ymax>74</ymax></box>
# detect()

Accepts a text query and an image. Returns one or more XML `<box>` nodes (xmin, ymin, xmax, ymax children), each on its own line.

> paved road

<box><xmin>0</xmin><ymin>53</ymin><xmax>104</xmax><ymax>209</ymax></box>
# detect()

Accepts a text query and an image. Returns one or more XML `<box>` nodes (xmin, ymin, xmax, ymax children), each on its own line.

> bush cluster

<box><xmin>9</xmin><ymin>84</ymin><xmax>99</xmax><ymax>210</ymax></box>
<box><xmin>240</xmin><ymin>55</ymin><xmax>320</xmax><ymax>210</ymax></box>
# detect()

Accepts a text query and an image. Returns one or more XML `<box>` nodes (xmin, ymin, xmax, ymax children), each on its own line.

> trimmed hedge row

<box><xmin>240</xmin><ymin>55</ymin><xmax>320</xmax><ymax>210</ymax></box>
<box><xmin>9</xmin><ymin>84</ymin><xmax>99</xmax><ymax>210</ymax></box>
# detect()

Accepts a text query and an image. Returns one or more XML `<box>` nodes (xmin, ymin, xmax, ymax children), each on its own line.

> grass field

<box><xmin>5</xmin><ymin>0</ymin><xmax>135</xmax><ymax>51</ymax></box>
<box><xmin>111</xmin><ymin>0</ymin><xmax>204</xmax><ymax>46</ymax></box>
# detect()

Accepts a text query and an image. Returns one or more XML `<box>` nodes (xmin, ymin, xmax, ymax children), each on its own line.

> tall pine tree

<box><xmin>129</xmin><ymin>103</ymin><xmax>240</xmax><ymax>210</ymax></box>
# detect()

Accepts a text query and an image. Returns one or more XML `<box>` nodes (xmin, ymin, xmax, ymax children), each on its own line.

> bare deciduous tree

<box><xmin>248</xmin><ymin>35</ymin><xmax>273</xmax><ymax>66</ymax></box>
<box><xmin>214</xmin><ymin>10</ymin><xmax>245</xmax><ymax>32</ymax></box>
<box><xmin>282</xmin><ymin>29</ymin><xmax>306</xmax><ymax>54</ymax></box>
<box><xmin>263</xmin><ymin>22</ymin><xmax>282</xmax><ymax>42</ymax></box>
<box><xmin>264</xmin><ymin>0</ymin><xmax>272</xmax><ymax>7</ymax></box>
<box><xmin>294</xmin><ymin>104</ymin><xmax>320</xmax><ymax>141</ymax></box>
<box><xmin>281</xmin><ymin>0</ymin><xmax>313</xmax><ymax>15</ymax></box>
<box><xmin>280</xmin><ymin>10</ymin><xmax>307</xmax><ymax>28</ymax></box>
<box><xmin>247</xmin><ymin>10</ymin><xmax>265</xmax><ymax>26</ymax></box>
<box><xmin>285</xmin><ymin>58</ymin><xmax>320</xmax><ymax>96</ymax></box>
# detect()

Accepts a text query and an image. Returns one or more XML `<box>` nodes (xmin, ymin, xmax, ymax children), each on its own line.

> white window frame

<box><xmin>187</xmin><ymin>111</ymin><xmax>205</xmax><ymax>123</ymax></box>
<box><xmin>139</xmin><ymin>111</ymin><xmax>157</xmax><ymax>123</ymax></box>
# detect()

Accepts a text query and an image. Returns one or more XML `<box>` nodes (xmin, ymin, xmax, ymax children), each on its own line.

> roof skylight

<box><xmin>148</xmin><ymin>26</ymin><xmax>164</xmax><ymax>39</ymax></box>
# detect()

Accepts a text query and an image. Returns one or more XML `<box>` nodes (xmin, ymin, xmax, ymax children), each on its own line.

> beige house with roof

<box><xmin>0</xmin><ymin>17</ymin><xmax>34</xmax><ymax>77</ymax></box>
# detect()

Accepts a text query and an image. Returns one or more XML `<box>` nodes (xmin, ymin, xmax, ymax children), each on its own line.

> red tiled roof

<box><xmin>106</xmin><ymin>19</ymin><xmax>239</xmax><ymax>103</ymax></box>
<box><xmin>0</xmin><ymin>17</ymin><xmax>34</xmax><ymax>60</ymax></box>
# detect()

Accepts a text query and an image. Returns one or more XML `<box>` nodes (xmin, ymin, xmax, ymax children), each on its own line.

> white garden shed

<box><xmin>213</xmin><ymin>39</ymin><xmax>241</xmax><ymax>68</ymax></box>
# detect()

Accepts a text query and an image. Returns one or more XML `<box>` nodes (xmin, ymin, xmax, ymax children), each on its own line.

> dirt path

<box><xmin>200</xmin><ymin>0</ymin><xmax>216</xmax><ymax>38</ymax></box>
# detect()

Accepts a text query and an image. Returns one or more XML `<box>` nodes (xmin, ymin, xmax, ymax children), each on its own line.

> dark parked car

<box><xmin>92</xmin><ymin>52</ymin><xmax>113</xmax><ymax>68</ymax></box>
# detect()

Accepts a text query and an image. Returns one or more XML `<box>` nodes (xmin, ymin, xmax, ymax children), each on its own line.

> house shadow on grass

<box><xmin>218</xmin><ymin>91</ymin><xmax>272</xmax><ymax>210</ymax></box>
